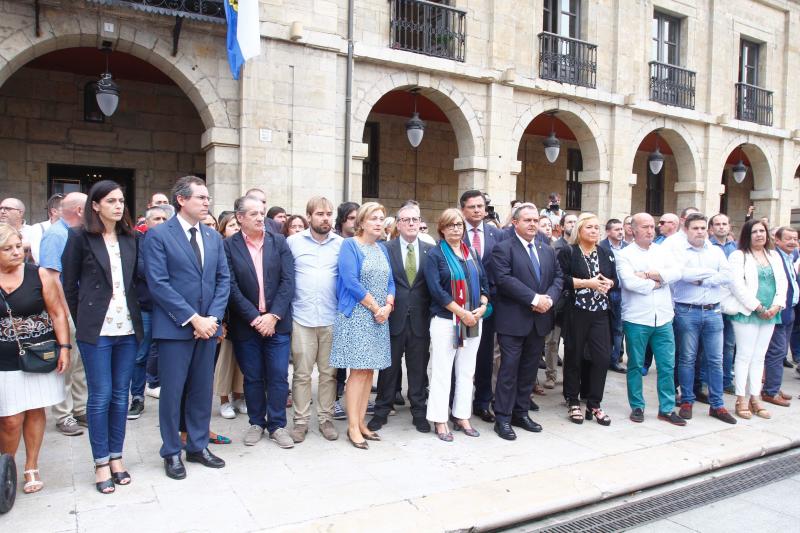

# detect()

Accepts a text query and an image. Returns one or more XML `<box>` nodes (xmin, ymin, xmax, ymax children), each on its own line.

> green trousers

<box><xmin>623</xmin><ymin>321</ymin><xmax>676</xmax><ymax>414</ymax></box>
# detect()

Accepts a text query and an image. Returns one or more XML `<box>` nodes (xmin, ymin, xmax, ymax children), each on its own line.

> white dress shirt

<box><xmin>399</xmin><ymin>235</ymin><xmax>420</xmax><ymax>272</ymax></box>
<box><xmin>176</xmin><ymin>212</ymin><xmax>204</xmax><ymax>266</ymax></box>
<box><xmin>616</xmin><ymin>242</ymin><xmax>682</xmax><ymax>327</ymax></box>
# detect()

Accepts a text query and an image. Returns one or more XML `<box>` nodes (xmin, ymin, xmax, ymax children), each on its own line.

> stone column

<box><xmin>454</xmin><ymin>156</ymin><xmax>488</xmax><ymax>205</ymax></box>
<box><xmin>580</xmin><ymin>169</ymin><xmax>612</xmax><ymax>218</ymax></box>
<box><xmin>674</xmin><ymin>182</ymin><xmax>706</xmax><ymax>214</ymax></box>
<box><xmin>202</xmin><ymin>127</ymin><xmax>240</xmax><ymax>214</ymax></box>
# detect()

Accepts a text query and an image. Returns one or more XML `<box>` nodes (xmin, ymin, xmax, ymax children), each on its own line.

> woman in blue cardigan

<box><xmin>330</xmin><ymin>202</ymin><xmax>395</xmax><ymax>449</ymax></box>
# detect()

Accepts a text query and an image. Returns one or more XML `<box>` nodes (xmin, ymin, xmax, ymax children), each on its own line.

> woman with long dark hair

<box><xmin>62</xmin><ymin>180</ymin><xmax>143</xmax><ymax>494</ymax></box>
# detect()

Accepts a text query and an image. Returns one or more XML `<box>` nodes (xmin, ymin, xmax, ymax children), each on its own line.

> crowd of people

<box><xmin>0</xmin><ymin>181</ymin><xmax>797</xmax><ymax>496</ymax></box>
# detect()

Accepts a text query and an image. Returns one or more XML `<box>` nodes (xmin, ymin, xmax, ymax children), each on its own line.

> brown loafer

<box><xmin>761</xmin><ymin>393</ymin><xmax>790</xmax><ymax>407</ymax></box>
<box><xmin>778</xmin><ymin>390</ymin><xmax>792</xmax><ymax>401</ymax></box>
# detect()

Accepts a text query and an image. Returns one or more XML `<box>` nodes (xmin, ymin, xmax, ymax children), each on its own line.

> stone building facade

<box><xmin>1</xmin><ymin>0</ymin><xmax>799</xmax><ymax>228</ymax></box>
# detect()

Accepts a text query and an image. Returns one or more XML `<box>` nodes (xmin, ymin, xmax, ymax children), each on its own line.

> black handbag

<box><xmin>0</xmin><ymin>291</ymin><xmax>58</xmax><ymax>374</ymax></box>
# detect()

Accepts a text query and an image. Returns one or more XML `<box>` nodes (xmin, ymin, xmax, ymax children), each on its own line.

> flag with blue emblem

<box><xmin>224</xmin><ymin>0</ymin><xmax>261</xmax><ymax>80</ymax></box>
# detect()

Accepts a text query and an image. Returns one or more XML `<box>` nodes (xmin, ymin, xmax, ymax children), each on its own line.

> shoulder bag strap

<box><xmin>0</xmin><ymin>289</ymin><xmax>25</xmax><ymax>356</ymax></box>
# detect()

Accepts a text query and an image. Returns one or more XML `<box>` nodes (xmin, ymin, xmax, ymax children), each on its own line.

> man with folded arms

<box><xmin>616</xmin><ymin>213</ymin><xmax>685</xmax><ymax>425</ymax></box>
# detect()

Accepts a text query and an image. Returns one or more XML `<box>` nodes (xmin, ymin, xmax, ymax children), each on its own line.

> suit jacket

<box><xmin>62</xmin><ymin>228</ymin><xmax>143</xmax><ymax>344</ymax></box>
<box><xmin>224</xmin><ymin>229</ymin><xmax>295</xmax><ymax>340</ymax></box>
<box><xmin>382</xmin><ymin>238</ymin><xmax>433</xmax><ymax>338</ymax></box>
<box><xmin>557</xmin><ymin>244</ymin><xmax>619</xmax><ymax>309</ymax></box>
<box><xmin>778</xmin><ymin>252</ymin><xmax>797</xmax><ymax>325</ymax></box>
<box><xmin>553</xmin><ymin>236</ymin><xmax>569</xmax><ymax>254</ymax></box>
<box><xmin>143</xmin><ymin>215</ymin><xmax>230</xmax><ymax>340</ymax></box>
<box><xmin>597</xmin><ymin>238</ymin><xmax>627</xmax><ymax>296</ymax></box>
<box><xmin>491</xmin><ymin>233</ymin><xmax>563</xmax><ymax>337</ymax></box>
<box><xmin>463</xmin><ymin>221</ymin><xmax>508</xmax><ymax>294</ymax></box>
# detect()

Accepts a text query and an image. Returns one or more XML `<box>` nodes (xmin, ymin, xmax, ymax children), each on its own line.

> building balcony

<box><xmin>389</xmin><ymin>0</ymin><xmax>467</xmax><ymax>62</ymax></box>
<box><xmin>649</xmin><ymin>61</ymin><xmax>695</xmax><ymax>110</ymax></box>
<box><xmin>736</xmin><ymin>82</ymin><xmax>773</xmax><ymax>126</ymax></box>
<box><xmin>538</xmin><ymin>32</ymin><xmax>597</xmax><ymax>89</ymax></box>
<box><xmin>87</xmin><ymin>0</ymin><xmax>225</xmax><ymax>24</ymax></box>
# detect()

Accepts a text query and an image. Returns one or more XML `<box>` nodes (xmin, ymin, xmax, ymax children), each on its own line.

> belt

<box><xmin>675</xmin><ymin>302</ymin><xmax>719</xmax><ymax>310</ymax></box>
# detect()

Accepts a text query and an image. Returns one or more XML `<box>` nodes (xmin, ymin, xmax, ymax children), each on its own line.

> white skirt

<box><xmin>0</xmin><ymin>369</ymin><xmax>65</xmax><ymax>416</ymax></box>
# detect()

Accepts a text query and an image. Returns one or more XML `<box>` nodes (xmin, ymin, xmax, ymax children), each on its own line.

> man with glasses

<box><xmin>368</xmin><ymin>202</ymin><xmax>433</xmax><ymax>433</ymax></box>
<box><xmin>460</xmin><ymin>189</ymin><xmax>508</xmax><ymax>423</ymax></box>
<box><xmin>654</xmin><ymin>213</ymin><xmax>679</xmax><ymax>244</ymax></box>
<box><xmin>0</xmin><ymin>197</ymin><xmax>33</xmax><ymax>256</ymax></box>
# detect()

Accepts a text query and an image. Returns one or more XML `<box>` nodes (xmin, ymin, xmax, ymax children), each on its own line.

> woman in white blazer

<box><xmin>723</xmin><ymin>219</ymin><xmax>787</xmax><ymax>420</ymax></box>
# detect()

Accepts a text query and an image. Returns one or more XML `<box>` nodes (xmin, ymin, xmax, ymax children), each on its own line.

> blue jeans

<box><xmin>674</xmin><ymin>305</ymin><xmax>724</xmax><ymax>409</ymax></box>
<box><xmin>790</xmin><ymin>311</ymin><xmax>800</xmax><ymax>364</ymax></box>
<box><xmin>232</xmin><ymin>333</ymin><xmax>291</xmax><ymax>433</ymax></box>
<box><xmin>608</xmin><ymin>291</ymin><xmax>624</xmax><ymax>365</ymax></box>
<box><xmin>763</xmin><ymin>320</ymin><xmax>793</xmax><ymax>396</ymax></box>
<box><xmin>722</xmin><ymin>316</ymin><xmax>736</xmax><ymax>388</ymax></box>
<box><xmin>78</xmin><ymin>335</ymin><xmax>138</xmax><ymax>464</ymax></box>
<box><xmin>129</xmin><ymin>311</ymin><xmax>152</xmax><ymax>400</ymax></box>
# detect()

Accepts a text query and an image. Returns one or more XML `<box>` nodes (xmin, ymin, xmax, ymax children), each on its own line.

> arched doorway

<box><xmin>719</xmin><ymin>143</ymin><xmax>774</xmax><ymax>230</ymax></box>
<box><xmin>0</xmin><ymin>47</ymin><xmax>206</xmax><ymax>222</ymax></box>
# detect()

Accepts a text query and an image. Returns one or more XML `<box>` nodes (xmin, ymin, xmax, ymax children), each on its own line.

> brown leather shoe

<box><xmin>678</xmin><ymin>402</ymin><xmax>693</xmax><ymax>420</ymax></box>
<box><xmin>761</xmin><ymin>393</ymin><xmax>790</xmax><ymax>407</ymax></box>
<box><xmin>778</xmin><ymin>390</ymin><xmax>792</xmax><ymax>401</ymax></box>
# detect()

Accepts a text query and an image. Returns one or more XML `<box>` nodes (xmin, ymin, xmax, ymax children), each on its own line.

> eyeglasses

<box><xmin>0</xmin><ymin>206</ymin><xmax>21</xmax><ymax>213</ymax></box>
<box><xmin>190</xmin><ymin>195</ymin><xmax>212</xmax><ymax>203</ymax></box>
<box><xmin>445</xmin><ymin>223</ymin><xmax>464</xmax><ymax>230</ymax></box>
<box><xmin>658</xmin><ymin>221</ymin><xmax>667</xmax><ymax>225</ymax></box>
<box><xmin>398</xmin><ymin>217</ymin><xmax>421</xmax><ymax>224</ymax></box>
<box><xmin>419</xmin><ymin>226</ymin><xmax>428</xmax><ymax>232</ymax></box>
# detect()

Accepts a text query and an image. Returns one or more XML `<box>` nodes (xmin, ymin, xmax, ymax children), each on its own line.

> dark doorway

<box><xmin>48</xmin><ymin>164</ymin><xmax>136</xmax><ymax>216</ymax></box>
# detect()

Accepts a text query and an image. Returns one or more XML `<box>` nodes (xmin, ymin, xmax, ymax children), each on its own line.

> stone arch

<box><xmin>511</xmin><ymin>97</ymin><xmax>607</xmax><ymax>179</ymax></box>
<box><xmin>0</xmin><ymin>12</ymin><xmax>232</xmax><ymax>131</ymax></box>
<box><xmin>718</xmin><ymin>135</ymin><xmax>775</xmax><ymax>192</ymax></box>
<box><xmin>352</xmin><ymin>72</ymin><xmax>484</xmax><ymax>158</ymax></box>
<box><xmin>629</xmin><ymin>119</ymin><xmax>701</xmax><ymax>184</ymax></box>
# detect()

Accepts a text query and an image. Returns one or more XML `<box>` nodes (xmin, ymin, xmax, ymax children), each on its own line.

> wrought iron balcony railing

<box><xmin>649</xmin><ymin>61</ymin><xmax>696</xmax><ymax>110</ymax></box>
<box><xmin>736</xmin><ymin>82</ymin><xmax>773</xmax><ymax>126</ymax></box>
<box><xmin>88</xmin><ymin>0</ymin><xmax>225</xmax><ymax>24</ymax></box>
<box><xmin>390</xmin><ymin>0</ymin><xmax>467</xmax><ymax>62</ymax></box>
<box><xmin>538</xmin><ymin>32</ymin><xmax>597</xmax><ymax>89</ymax></box>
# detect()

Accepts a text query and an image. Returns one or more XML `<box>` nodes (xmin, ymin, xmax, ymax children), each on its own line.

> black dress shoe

<box><xmin>629</xmin><ymin>408</ymin><xmax>644</xmax><ymax>423</ymax></box>
<box><xmin>412</xmin><ymin>417</ymin><xmax>431</xmax><ymax>433</ymax></box>
<box><xmin>474</xmin><ymin>408</ymin><xmax>495</xmax><ymax>423</ymax></box>
<box><xmin>185</xmin><ymin>448</ymin><xmax>225</xmax><ymax>468</ymax></box>
<box><xmin>529</xmin><ymin>399</ymin><xmax>540</xmax><ymax>412</ymax></box>
<box><xmin>393</xmin><ymin>391</ymin><xmax>406</xmax><ymax>406</ymax></box>
<box><xmin>494</xmin><ymin>421</ymin><xmax>516</xmax><ymax>440</ymax></box>
<box><xmin>609</xmin><ymin>363</ymin><xmax>627</xmax><ymax>374</ymax></box>
<box><xmin>164</xmin><ymin>455</ymin><xmax>186</xmax><ymax>480</ymax></box>
<box><xmin>658</xmin><ymin>411</ymin><xmax>687</xmax><ymax>426</ymax></box>
<box><xmin>511</xmin><ymin>415</ymin><xmax>543</xmax><ymax>433</ymax></box>
<box><xmin>784</xmin><ymin>359</ymin><xmax>795</xmax><ymax>368</ymax></box>
<box><xmin>538</xmin><ymin>360</ymin><xmax>547</xmax><ymax>369</ymax></box>
<box><xmin>367</xmin><ymin>415</ymin><xmax>386</xmax><ymax>432</ymax></box>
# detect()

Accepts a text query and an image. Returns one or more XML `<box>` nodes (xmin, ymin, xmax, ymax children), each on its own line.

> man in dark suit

<box><xmin>598</xmin><ymin>218</ymin><xmax>629</xmax><ymax>373</ymax></box>
<box><xmin>144</xmin><ymin>175</ymin><xmax>230</xmax><ymax>480</ymax></box>
<box><xmin>460</xmin><ymin>189</ymin><xmax>507</xmax><ymax>422</ymax></box>
<box><xmin>491</xmin><ymin>203</ymin><xmax>563</xmax><ymax>440</ymax></box>
<box><xmin>368</xmin><ymin>202</ymin><xmax>433</xmax><ymax>433</ymax></box>
<box><xmin>225</xmin><ymin>196</ymin><xmax>296</xmax><ymax>448</ymax></box>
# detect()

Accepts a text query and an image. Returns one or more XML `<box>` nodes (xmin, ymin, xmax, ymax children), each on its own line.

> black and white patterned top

<box><xmin>574</xmin><ymin>249</ymin><xmax>608</xmax><ymax>312</ymax></box>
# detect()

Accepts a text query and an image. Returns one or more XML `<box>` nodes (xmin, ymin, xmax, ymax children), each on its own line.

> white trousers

<box><xmin>731</xmin><ymin>321</ymin><xmax>775</xmax><ymax>397</ymax></box>
<box><xmin>426</xmin><ymin>316</ymin><xmax>482</xmax><ymax>423</ymax></box>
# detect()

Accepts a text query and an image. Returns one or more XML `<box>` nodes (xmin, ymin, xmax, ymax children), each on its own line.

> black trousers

<box><xmin>472</xmin><ymin>313</ymin><xmax>496</xmax><ymax>410</ymax></box>
<box><xmin>563</xmin><ymin>307</ymin><xmax>611</xmax><ymax>409</ymax></box>
<box><xmin>374</xmin><ymin>328</ymin><xmax>430</xmax><ymax>420</ymax></box>
<box><xmin>494</xmin><ymin>330</ymin><xmax>545</xmax><ymax>422</ymax></box>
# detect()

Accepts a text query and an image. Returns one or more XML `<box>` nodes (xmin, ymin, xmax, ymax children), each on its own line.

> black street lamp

<box><xmin>543</xmin><ymin>112</ymin><xmax>560</xmax><ymax>164</ymax></box>
<box><xmin>732</xmin><ymin>145</ymin><xmax>748</xmax><ymax>184</ymax></box>
<box><xmin>95</xmin><ymin>44</ymin><xmax>119</xmax><ymax>117</ymax></box>
<box><xmin>405</xmin><ymin>89</ymin><xmax>425</xmax><ymax>148</ymax></box>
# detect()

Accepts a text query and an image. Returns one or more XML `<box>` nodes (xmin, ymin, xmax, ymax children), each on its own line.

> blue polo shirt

<box><xmin>38</xmin><ymin>218</ymin><xmax>70</xmax><ymax>273</ymax></box>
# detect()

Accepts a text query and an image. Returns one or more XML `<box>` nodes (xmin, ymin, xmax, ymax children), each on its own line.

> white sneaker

<box><xmin>219</xmin><ymin>402</ymin><xmax>236</xmax><ymax>419</ymax></box>
<box><xmin>145</xmin><ymin>386</ymin><xmax>160</xmax><ymax>399</ymax></box>
<box><xmin>233</xmin><ymin>398</ymin><xmax>248</xmax><ymax>414</ymax></box>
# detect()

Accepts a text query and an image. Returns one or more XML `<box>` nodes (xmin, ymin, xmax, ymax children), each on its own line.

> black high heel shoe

<box><xmin>94</xmin><ymin>463</ymin><xmax>115</xmax><ymax>494</ymax></box>
<box><xmin>586</xmin><ymin>407</ymin><xmax>611</xmax><ymax>426</ymax></box>
<box><xmin>110</xmin><ymin>457</ymin><xmax>131</xmax><ymax>485</ymax></box>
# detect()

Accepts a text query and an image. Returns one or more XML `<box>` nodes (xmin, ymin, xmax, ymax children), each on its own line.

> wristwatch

<box><xmin>58</xmin><ymin>343</ymin><xmax>73</xmax><ymax>350</ymax></box>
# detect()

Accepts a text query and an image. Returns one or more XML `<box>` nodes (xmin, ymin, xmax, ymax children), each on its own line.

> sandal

<box><xmin>209</xmin><ymin>433</ymin><xmax>232</xmax><ymax>445</ymax></box>
<box><xmin>94</xmin><ymin>463</ymin><xmax>115</xmax><ymax>494</ymax></box>
<box><xmin>109</xmin><ymin>458</ymin><xmax>131</xmax><ymax>485</ymax></box>
<box><xmin>586</xmin><ymin>407</ymin><xmax>611</xmax><ymax>426</ymax></box>
<box><xmin>568</xmin><ymin>404</ymin><xmax>584</xmax><ymax>424</ymax></box>
<box><xmin>735</xmin><ymin>398</ymin><xmax>752</xmax><ymax>419</ymax></box>
<box><xmin>749</xmin><ymin>398</ymin><xmax>771</xmax><ymax>419</ymax></box>
<box><xmin>22</xmin><ymin>469</ymin><xmax>43</xmax><ymax>494</ymax></box>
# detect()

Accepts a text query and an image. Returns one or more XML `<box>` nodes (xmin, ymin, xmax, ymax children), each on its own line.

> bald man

<box><xmin>39</xmin><ymin>192</ymin><xmax>89</xmax><ymax>436</ymax></box>
<box><xmin>0</xmin><ymin>197</ymin><xmax>33</xmax><ymax>252</ymax></box>
<box><xmin>654</xmin><ymin>213</ymin><xmax>679</xmax><ymax>244</ymax></box>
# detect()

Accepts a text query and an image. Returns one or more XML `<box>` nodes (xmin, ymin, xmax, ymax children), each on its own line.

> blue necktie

<box><xmin>527</xmin><ymin>243</ymin><xmax>541</xmax><ymax>280</ymax></box>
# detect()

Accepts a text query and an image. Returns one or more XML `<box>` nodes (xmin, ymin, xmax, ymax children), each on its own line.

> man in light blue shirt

<box><xmin>671</xmin><ymin>213</ymin><xmax>736</xmax><ymax>424</ymax></box>
<box><xmin>286</xmin><ymin>196</ymin><xmax>343</xmax><ymax>443</ymax></box>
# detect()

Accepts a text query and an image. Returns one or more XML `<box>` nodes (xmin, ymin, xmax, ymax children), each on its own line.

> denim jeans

<box><xmin>790</xmin><ymin>312</ymin><xmax>800</xmax><ymax>364</ymax></box>
<box><xmin>674</xmin><ymin>305</ymin><xmax>724</xmax><ymax>409</ymax></box>
<box><xmin>608</xmin><ymin>291</ymin><xmax>624</xmax><ymax>365</ymax></box>
<box><xmin>763</xmin><ymin>320</ymin><xmax>792</xmax><ymax>396</ymax></box>
<box><xmin>722</xmin><ymin>316</ymin><xmax>736</xmax><ymax>388</ymax></box>
<box><xmin>78</xmin><ymin>335</ymin><xmax>138</xmax><ymax>464</ymax></box>
<box><xmin>232</xmin><ymin>333</ymin><xmax>291</xmax><ymax>433</ymax></box>
<box><xmin>129</xmin><ymin>311</ymin><xmax>152</xmax><ymax>400</ymax></box>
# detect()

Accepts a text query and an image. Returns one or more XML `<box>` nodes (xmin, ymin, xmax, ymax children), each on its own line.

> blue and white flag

<box><xmin>224</xmin><ymin>0</ymin><xmax>261</xmax><ymax>80</ymax></box>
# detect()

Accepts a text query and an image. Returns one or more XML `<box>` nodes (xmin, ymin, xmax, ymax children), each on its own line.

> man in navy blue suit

<box><xmin>460</xmin><ymin>190</ymin><xmax>507</xmax><ymax>422</ymax></box>
<box><xmin>599</xmin><ymin>218</ymin><xmax>628</xmax><ymax>373</ymax></box>
<box><xmin>225</xmin><ymin>196</ymin><xmax>296</xmax><ymax>448</ymax></box>
<box><xmin>144</xmin><ymin>175</ymin><xmax>230</xmax><ymax>480</ymax></box>
<box><xmin>491</xmin><ymin>203</ymin><xmax>563</xmax><ymax>440</ymax></box>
